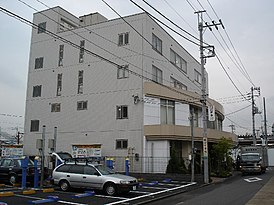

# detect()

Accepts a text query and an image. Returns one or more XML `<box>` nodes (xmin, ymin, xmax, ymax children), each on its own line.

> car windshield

<box><xmin>241</xmin><ymin>154</ymin><xmax>260</xmax><ymax>161</ymax></box>
<box><xmin>95</xmin><ymin>165</ymin><xmax>115</xmax><ymax>175</ymax></box>
<box><xmin>57</xmin><ymin>152</ymin><xmax>72</xmax><ymax>160</ymax></box>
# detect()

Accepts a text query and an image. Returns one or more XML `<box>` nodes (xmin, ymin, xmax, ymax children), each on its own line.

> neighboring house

<box><xmin>24</xmin><ymin>6</ymin><xmax>236</xmax><ymax>173</ymax></box>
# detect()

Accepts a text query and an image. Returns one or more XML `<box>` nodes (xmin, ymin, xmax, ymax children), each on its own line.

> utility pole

<box><xmin>229</xmin><ymin>124</ymin><xmax>235</xmax><ymax>134</ymax></box>
<box><xmin>263</xmin><ymin>97</ymin><xmax>267</xmax><ymax>146</ymax></box>
<box><xmin>190</xmin><ymin>108</ymin><xmax>195</xmax><ymax>182</ymax></box>
<box><xmin>251</xmin><ymin>87</ymin><xmax>260</xmax><ymax>145</ymax></box>
<box><xmin>40</xmin><ymin>125</ymin><xmax>46</xmax><ymax>188</ymax></box>
<box><xmin>195</xmin><ymin>10</ymin><xmax>223</xmax><ymax>184</ymax></box>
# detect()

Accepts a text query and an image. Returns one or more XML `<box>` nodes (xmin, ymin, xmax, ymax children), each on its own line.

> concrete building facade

<box><xmin>24</xmin><ymin>7</ymin><xmax>236</xmax><ymax>173</ymax></box>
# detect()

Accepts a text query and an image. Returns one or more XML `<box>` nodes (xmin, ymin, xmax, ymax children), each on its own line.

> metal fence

<box><xmin>102</xmin><ymin>156</ymin><xmax>190</xmax><ymax>174</ymax></box>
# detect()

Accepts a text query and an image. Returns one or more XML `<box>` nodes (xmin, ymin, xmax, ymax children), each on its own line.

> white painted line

<box><xmin>14</xmin><ymin>194</ymin><xmax>42</xmax><ymax>200</ymax></box>
<box><xmin>131</xmin><ymin>190</ymin><xmax>151</xmax><ymax>194</ymax></box>
<box><xmin>105</xmin><ymin>182</ymin><xmax>197</xmax><ymax>205</ymax></box>
<box><xmin>14</xmin><ymin>194</ymin><xmax>88</xmax><ymax>205</ymax></box>
<box><xmin>158</xmin><ymin>183</ymin><xmax>180</xmax><ymax>187</ymax></box>
<box><xmin>244</xmin><ymin>177</ymin><xmax>263</xmax><ymax>183</ymax></box>
<box><xmin>141</xmin><ymin>186</ymin><xmax>168</xmax><ymax>190</ymax></box>
<box><xmin>95</xmin><ymin>194</ymin><xmax>128</xmax><ymax>200</ymax></box>
<box><xmin>58</xmin><ymin>201</ymin><xmax>88</xmax><ymax>205</ymax></box>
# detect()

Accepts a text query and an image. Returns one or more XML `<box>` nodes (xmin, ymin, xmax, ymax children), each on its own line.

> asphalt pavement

<box><xmin>245</xmin><ymin>175</ymin><xmax>274</xmax><ymax>205</ymax></box>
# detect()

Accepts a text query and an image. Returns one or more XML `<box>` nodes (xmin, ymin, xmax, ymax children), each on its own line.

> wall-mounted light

<box><xmin>132</xmin><ymin>94</ymin><xmax>140</xmax><ymax>104</ymax></box>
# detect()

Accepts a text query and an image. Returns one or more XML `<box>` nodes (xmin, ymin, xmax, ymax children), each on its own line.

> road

<box><xmin>147</xmin><ymin>169</ymin><xmax>274</xmax><ymax>205</ymax></box>
<box><xmin>0</xmin><ymin>170</ymin><xmax>273</xmax><ymax>204</ymax></box>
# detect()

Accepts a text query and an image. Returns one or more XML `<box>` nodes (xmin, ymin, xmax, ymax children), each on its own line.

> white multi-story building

<box><xmin>24</xmin><ymin>7</ymin><xmax>236</xmax><ymax>173</ymax></box>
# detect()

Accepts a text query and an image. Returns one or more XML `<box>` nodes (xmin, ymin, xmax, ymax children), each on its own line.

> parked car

<box><xmin>0</xmin><ymin>157</ymin><xmax>49</xmax><ymax>185</ymax></box>
<box><xmin>52</xmin><ymin>159</ymin><xmax>138</xmax><ymax>196</ymax></box>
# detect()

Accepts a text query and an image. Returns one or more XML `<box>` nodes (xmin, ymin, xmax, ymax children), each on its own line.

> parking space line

<box><xmin>131</xmin><ymin>190</ymin><xmax>151</xmax><ymax>194</ymax></box>
<box><xmin>105</xmin><ymin>182</ymin><xmax>197</xmax><ymax>205</ymax></box>
<box><xmin>158</xmin><ymin>183</ymin><xmax>181</xmax><ymax>187</ymax></box>
<box><xmin>14</xmin><ymin>194</ymin><xmax>88</xmax><ymax>205</ymax></box>
<box><xmin>141</xmin><ymin>186</ymin><xmax>168</xmax><ymax>190</ymax></box>
<box><xmin>95</xmin><ymin>194</ymin><xmax>128</xmax><ymax>200</ymax></box>
<box><xmin>57</xmin><ymin>200</ymin><xmax>88</xmax><ymax>205</ymax></box>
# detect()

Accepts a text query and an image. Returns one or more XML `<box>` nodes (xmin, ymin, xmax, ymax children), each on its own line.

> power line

<box><xmin>32</xmin><ymin>0</ymin><xmax>200</xmax><ymax>91</ymax></box>
<box><xmin>226</xmin><ymin>116</ymin><xmax>250</xmax><ymax>132</ymax></box>
<box><xmin>186</xmin><ymin>0</ymin><xmax>255</xmax><ymax>100</ymax></box>
<box><xmin>138</xmin><ymin>0</ymin><xmax>204</xmax><ymax>45</ymax></box>
<box><xmin>206</xmin><ymin>0</ymin><xmax>254</xmax><ymax>86</ymax></box>
<box><xmin>215</xmin><ymin>54</ymin><xmax>251</xmax><ymax>103</ymax></box>
<box><xmin>163</xmin><ymin>0</ymin><xmax>198</xmax><ymax>35</ymax></box>
<box><xmin>225</xmin><ymin>104</ymin><xmax>251</xmax><ymax>116</ymax></box>
<box><xmin>101</xmin><ymin>0</ymin><xmax>203</xmax><ymax>91</ymax></box>
<box><xmin>0</xmin><ymin>5</ymin><xmax>202</xmax><ymax>105</ymax></box>
<box><xmin>197</xmin><ymin>0</ymin><xmax>254</xmax><ymax>86</ymax></box>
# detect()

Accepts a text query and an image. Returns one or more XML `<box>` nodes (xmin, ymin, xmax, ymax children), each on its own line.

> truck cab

<box><xmin>240</xmin><ymin>146</ymin><xmax>267</xmax><ymax>175</ymax></box>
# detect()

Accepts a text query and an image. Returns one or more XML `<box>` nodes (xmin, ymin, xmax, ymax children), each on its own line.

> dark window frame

<box><xmin>77</xmin><ymin>101</ymin><xmax>88</xmax><ymax>110</ymax></box>
<box><xmin>30</xmin><ymin>120</ymin><xmax>39</xmax><ymax>132</ymax></box>
<box><xmin>116</xmin><ymin>139</ymin><xmax>128</xmax><ymax>149</ymax></box>
<box><xmin>117</xmin><ymin>65</ymin><xmax>129</xmax><ymax>79</ymax></box>
<box><xmin>33</xmin><ymin>85</ymin><xmax>42</xmax><ymax>97</ymax></box>
<box><xmin>34</xmin><ymin>57</ymin><xmax>44</xmax><ymax>69</ymax></box>
<box><xmin>152</xmin><ymin>33</ymin><xmax>162</xmax><ymax>54</ymax></box>
<box><xmin>118</xmin><ymin>32</ymin><xmax>129</xmax><ymax>46</ymax></box>
<box><xmin>37</xmin><ymin>22</ymin><xmax>46</xmax><ymax>34</ymax></box>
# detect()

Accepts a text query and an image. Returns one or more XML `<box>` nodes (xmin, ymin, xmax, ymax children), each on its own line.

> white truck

<box><xmin>240</xmin><ymin>146</ymin><xmax>268</xmax><ymax>175</ymax></box>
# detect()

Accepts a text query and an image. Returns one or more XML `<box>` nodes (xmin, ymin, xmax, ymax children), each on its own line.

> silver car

<box><xmin>52</xmin><ymin>162</ymin><xmax>138</xmax><ymax>196</ymax></box>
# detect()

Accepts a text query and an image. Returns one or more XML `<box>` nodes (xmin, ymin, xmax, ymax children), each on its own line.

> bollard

<box><xmin>21</xmin><ymin>157</ymin><xmax>28</xmax><ymax>189</ymax></box>
<box><xmin>109</xmin><ymin>158</ymin><xmax>114</xmax><ymax>169</ymax></box>
<box><xmin>106</xmin><ymin>158</ymin><xmax>110</xmax><ymax>169</ymax></box>
<box><xmin>34</xmin><ymin>158</ymin><xmax>39</xmax><ymax>188</ymax></box>
<box><xmin>125</xmin><ymin>157</ymin><xmax>130</xmax><ymax>176</ymax></box>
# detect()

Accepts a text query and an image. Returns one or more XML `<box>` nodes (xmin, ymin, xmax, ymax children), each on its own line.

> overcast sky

<box><xmin>0</xmin><ymin>0</ymin><xmax>274</xmax><ymax>136</ymax></box>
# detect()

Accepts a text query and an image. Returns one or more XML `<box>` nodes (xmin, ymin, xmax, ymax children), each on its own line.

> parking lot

<box><xmin>0</xmin><ymin>179</ymin><xmax>197</xmax><ymax>205</ymax></box>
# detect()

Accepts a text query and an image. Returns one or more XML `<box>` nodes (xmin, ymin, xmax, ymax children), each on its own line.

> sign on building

<box><xmin>1</xmin><ymin>144</ymin><xmax>23</xmax><ymax>157</ymax></box>
<box><xmin>72</xmin><ymin>144</ymin><xmax>101</xmax><ymax>158</ymax></box>
<box><xmin>208</xmin><ymin>104</ymin><xmax>215</xmax><ymax>121</ymax></box>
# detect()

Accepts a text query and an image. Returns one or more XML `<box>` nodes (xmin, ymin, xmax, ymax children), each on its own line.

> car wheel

<box><xmin>59</xmin><ymin>180</ymin><xmax>70</xmax><ymax>191</ymax></box>
<box><xmin>104</xmin><ymin>182</ymin><xmax>117</xmax><ymax>196</ymax></box>
<box><xmin>9</xmin><ymin>174</ymin><xmax>17</xmax><ymax>185</ymax></box>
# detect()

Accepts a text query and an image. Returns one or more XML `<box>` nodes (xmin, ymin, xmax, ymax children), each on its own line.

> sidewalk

<box><xmin>245</xmin><ymin>176</ymin><xmax>274</xmax><ymax>205</ymax></box>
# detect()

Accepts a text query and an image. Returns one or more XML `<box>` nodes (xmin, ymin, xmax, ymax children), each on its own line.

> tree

<box><xmin>210</xmin><ymin>137</ymin><xmax>233</xmax><ymax>177</ymax></box>
<box><xmin>166</xmin><ymin>147</ymin><xmax>188</xmax><ymax>174</ymax></box>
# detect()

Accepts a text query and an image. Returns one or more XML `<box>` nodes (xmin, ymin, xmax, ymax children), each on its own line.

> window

<box><xmin>35</xmin><ymin>57</ymin><xmax>44</xmax><ymax>69</ymax></box>
<box><xmin>160</xmin><ymin>99</ymin><xmax>175</xmax><ymax>124</ymax></box>
<box><xmin>58</xmin><ymin>45</ymin><xmax>64</xmax><ymax>66</ymax></box>
<box><xmin>33</xmin><ymin>85</ymin><xmax>42</xmax><ymax>97</ymax></box>
<box><xmin>170</xmin><ymin>77</ymin><xmax>187</xmax><ymax>90</ymax></box>
<box><xmin>152</xmin><ymin>33</ymin><xmax>162</xmax><ymax>54</ymax></box>
<box><xmin>77</xmin><ymin>101</ymin><xmax>88</xmax><ymax>110</ymax></box>
<box><xmin>79</xmin><ymin>40</ymin><xmax>85</xmax><ymax>63</ymax></box>
<box><xmin>195</xmin><ymin>70</ymin><xmax>202</xmax><ymax>84</ymax></box>
<box><xmin>170</xmin><ymin>49</ymin><xmax>187</xmax><ymax>73</ymax></box>
<box><xmin>117</xmin><ymin>65</ymin><xmax>129</xmax><ymax>79</ymax></box>
<box><xmin>84</xmin><ymin>166</ymin><xmax>98</xmax><ymax>175</ymax></box>
<box><xmin>37</xmin><ymin>22</ymin><xmax>46</xmax><ymax>34</ymax></box>
<box><xmin>116</xmin><ymin>105</ymin><xmax>128</xmax><ymax>119</ymax></box>
<box><xmin>51</xmin><ymin>103</ymin><xmax>61</xmax><ymax>112</ymax></box>
<box><xmin>118</xmin><ymin>32</ymin><xmax>129</xmax><ymax>46</ymax></box>
<box><xmin>56</xmin><ymin>74</ymin><xmax>62</xmax><ymax>96</ymax></box>
<box><xmin>69</xmin><ymin>165</ymin><xmax>84</xmax><ymax>174</ymax></box>
<box><xmin>78</xmin><ymin>70</ymin><xmax>84</xmax><ymax>94</ymax></box>
<box><xmin>116</xmin><ymin>139</ymin><xmax>128</xmax><ymax>149</ymax></box>
<box><xmin>55</xmin><ymin>164</ymin><xmax>71</xmax><ymax>173</ymax></box>
<box><xmin>152</xmin><ymin>65</ymin><xmax>163</xmax><ymax>84</ymax></box>
<box><xmin>30</xmin><ymin>120</ymin><xmax>39</xmax><ymax>132</ymax></box>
